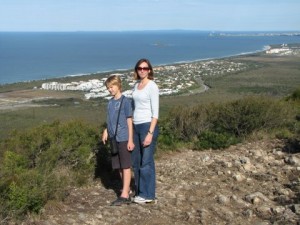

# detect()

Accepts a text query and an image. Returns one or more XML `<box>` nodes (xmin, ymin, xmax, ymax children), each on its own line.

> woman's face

<box><xmin>137</xmin><ymin>62</ymin><xmax>150</xmax><ymax>79</ymax></box>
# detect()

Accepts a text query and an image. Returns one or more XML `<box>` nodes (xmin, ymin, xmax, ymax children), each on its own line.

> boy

<box><xmin>102</xmin><ymin>75</ymin><xmax>134</xmax><ymax>206</ymax></box>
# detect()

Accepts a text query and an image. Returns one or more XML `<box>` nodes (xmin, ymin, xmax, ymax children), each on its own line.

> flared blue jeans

<box><xmin>131</xmin><ymin>122</ymin><xmax>159</xmax><ymax>199</ymax></box>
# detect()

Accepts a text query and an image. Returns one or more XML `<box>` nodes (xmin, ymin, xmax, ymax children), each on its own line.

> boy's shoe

<box><xmin>133</xmin><ymin>196</ymin><xmax>154</xmax><ymax>204</ymax></box>
<box><xmin>111</xmin><ymin>196</ymin><xmax>131</xmax><ymax>206</ymax></box>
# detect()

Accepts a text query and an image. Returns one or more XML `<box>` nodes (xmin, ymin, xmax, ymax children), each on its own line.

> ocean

<box><xmin>0</xmin><ymin>31</ymin><xmax>299</xmax><ymax>85</ymax></box>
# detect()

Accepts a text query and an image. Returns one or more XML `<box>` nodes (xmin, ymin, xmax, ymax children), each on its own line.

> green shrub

<box><xmin>166</xmin><ymin>105</ymin><xmax>211</xmax><ymax>141</ymax></box>
<box><xmin>7</xmin><ymin>171</ymin><xmax>46</xmax><ymax>216</ymax></box>
<box><xmin>195</xmin><ymin>131</ymin><xmax>239</xmax><ymax>150</ymax></box>
<box><xmin>1</xmin><ymin>151</ymin><xmax>28</xmax><ymax>178</ymax></box>
<box><xmin>283</xmin><ymin>98</ymin><xmax>300</xmax><ymax>153</ymax></box>
<box><xmin>0</xmin><ymin>120</ymin><xmax>100</xmax><ymax>219</ymax></box>
<box><xmin>275</xmin><ymin>128</ymin><xmax>295</xmax><ymax>140</ymax></box>
<box><xmin>157</xmin><ymin>117</ymin><xmax>182</xmax><ymax>150</ymax></box>
<box><xmin>210</xmin><ymin>96</ymin><xmax>291</xmax><ymax>137</ymax></box>
<box><xmin>162</xmin><ymin>96</ymin><xmax>294</xmax><ymax>150</ymax></box>
<box><xmin>286</xmin><ymin>87</ymin><xmax>300</xmax><ymax>101</ymax></box>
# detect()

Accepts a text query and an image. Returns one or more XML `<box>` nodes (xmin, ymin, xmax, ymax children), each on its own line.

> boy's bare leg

<box><xmin>120</xmin><ymin>168</ymin><xmax>131</xmax><ymax>198</ymax></box>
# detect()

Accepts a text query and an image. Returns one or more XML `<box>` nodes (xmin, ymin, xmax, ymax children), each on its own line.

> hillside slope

<box><xmin>21</xmin><ymin>139</ymin><xmax>300</xmax><ymax>225</ymax></box>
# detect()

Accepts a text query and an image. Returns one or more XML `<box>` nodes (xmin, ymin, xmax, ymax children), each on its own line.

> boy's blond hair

<box><xmin>105</xmin><ymin>75</ymin><xmax>122</xmax><ymax>91</ymax></box>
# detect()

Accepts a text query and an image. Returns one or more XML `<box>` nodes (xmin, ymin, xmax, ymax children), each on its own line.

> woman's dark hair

<box><xmin>134</xmin><ymin>58</ymin><xmax>154</xmax><ymax>80</ymax></box>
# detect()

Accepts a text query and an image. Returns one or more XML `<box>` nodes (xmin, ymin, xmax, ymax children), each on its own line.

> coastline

<box><xmin>2</xmin><ymin>30</ymin><xmax>300</xmax><ymax>85</ymax></box>
<box><xmin>0</xmin><ymin>47</ymin><xmax>266</xmax><ymax>87</ymax></box>
<box><xmin>1</xmin><ymin>44</ymin><xmax>300</xmax><ymax>142</ymax></box>
<box><xmin>1</xmin><ymin>43</ymin><xmax>299</xmax><ymax>111</ymax></box>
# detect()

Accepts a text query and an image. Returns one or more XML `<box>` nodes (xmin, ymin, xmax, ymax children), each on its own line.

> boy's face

<box><xmin>106</xmin><ymin>84</ymin><xmax>120</xmax><ymax>96</ymax></box>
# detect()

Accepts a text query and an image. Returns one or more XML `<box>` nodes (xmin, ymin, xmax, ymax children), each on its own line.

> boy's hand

<box><xmin>102</xmin><ymin>129</ymin><xmax>108</xmax><ymax>144</ymax></box>
<box><xmin>127</xmin><ymin>140</ymin><xmax>135</xmax><ymax>151</ymax></box>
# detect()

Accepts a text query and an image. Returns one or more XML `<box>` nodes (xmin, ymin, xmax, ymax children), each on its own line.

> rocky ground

<box><xmin>20</xmin><ymin>140</ymin><xmax>300</xmax><ymax>225</ymax></box>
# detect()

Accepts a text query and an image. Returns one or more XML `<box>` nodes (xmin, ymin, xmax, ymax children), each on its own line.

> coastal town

<box><xmin>40</xmin><ymin>59</ymin><xmax>254</xmax><ymax>100</ymax></box>
<box><xmin>0</xmin><ymin>44</ymin><xmax>299</xmax><ymax>112</ymax></box>
<box><xmin>39</xmin><ymin>44</ymin><xmax>300</xmax><ymax>100</ymax></box>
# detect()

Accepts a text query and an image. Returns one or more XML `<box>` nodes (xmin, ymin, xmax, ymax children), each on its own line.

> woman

<box><xmin>131</xmin><ymin>58</ymin><xmax>159</xmax><ymax>204</ymax></box>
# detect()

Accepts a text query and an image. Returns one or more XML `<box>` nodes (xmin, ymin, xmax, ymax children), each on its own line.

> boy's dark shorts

<box><xmin>111</xmin><ymin>141</ymin><xmax>131</xmax><ymax>169</ymax></box>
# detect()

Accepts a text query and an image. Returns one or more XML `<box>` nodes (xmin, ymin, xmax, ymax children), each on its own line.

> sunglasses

<box><xmin>137</xmin><ymin>67</ymin><xmax>150</xmax><ymax>71</ymax></box>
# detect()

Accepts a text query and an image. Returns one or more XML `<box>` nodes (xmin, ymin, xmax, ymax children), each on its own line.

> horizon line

<box><xmin>1</xmin><ymin>29</ymin><xmax>300</xmax><ymax>33</ymax></box>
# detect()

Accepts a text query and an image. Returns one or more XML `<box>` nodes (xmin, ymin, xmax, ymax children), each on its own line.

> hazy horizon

<box><xmin>1</xmin><ymin>0</ymin><xmax>299</xmax><ymax>32</ymax></box>
<box><xmin>1</xmin><ymin>30</ymin><xmax>299</xmax><ymax>33</ymax></box>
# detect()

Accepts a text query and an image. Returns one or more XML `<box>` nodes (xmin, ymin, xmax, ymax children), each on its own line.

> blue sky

<box><xmin>0</xmin><ymin>0</ymin><xmax>299</xmax><ymax>32</ymax></box>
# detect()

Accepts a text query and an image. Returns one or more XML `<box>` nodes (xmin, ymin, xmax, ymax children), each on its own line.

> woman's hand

<box><xmin>143</xmin><ymin>133</ymin><xmax>153</xmax><ymax>147</ymax></box>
